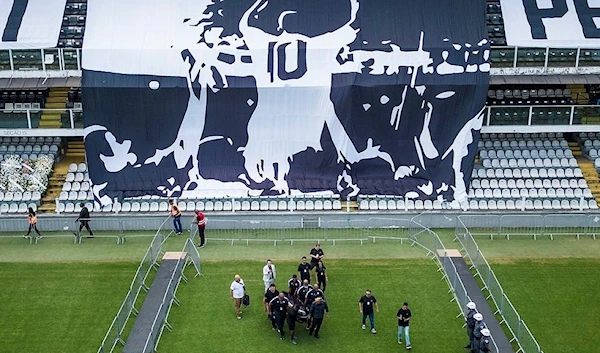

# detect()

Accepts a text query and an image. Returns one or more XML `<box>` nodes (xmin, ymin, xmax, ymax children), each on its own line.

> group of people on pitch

<box><xmin>261</xmin><ymin>244</ymin><xmax>328</xmax><ymax>344</ymax></box>
<box><xmin>465</xmin><ymin>301</ymin><xmax>492</xmax><ymax>353</ymax></box>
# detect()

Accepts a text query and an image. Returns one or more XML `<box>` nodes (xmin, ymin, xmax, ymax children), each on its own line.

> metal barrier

<box><xmin>457</xmin><ymin>214</ymin><xmax>600</xmax><ymax>240</ymax></box>
<box><xmin>455</xmin><ymin>218</ymin><xmax>544</xmax><ymax>353</ymax></box>
<box><xmin>97</xmin><ymin>216</ymin><xmax>171</xmax><ymax>353</ymax></box>
<box><xmin>0</xmin><ymin>108</ymin><xmax>82</xmax><ymax>130</ymax></box>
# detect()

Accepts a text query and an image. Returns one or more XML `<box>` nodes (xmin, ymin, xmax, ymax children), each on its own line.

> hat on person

<box><xmin>467</xmin><ymin>302</ymin><xmax>476</xmax><ymax>310</ymax></box>
<box><xmin>481</xmin><ymin>328</ymin><xmax>490</xmax><ymax>337</ymax></box>
<box><xmin>474</xmin><ymin>313</ymin><xmax>483</xmax><ymax>321</ymax></box>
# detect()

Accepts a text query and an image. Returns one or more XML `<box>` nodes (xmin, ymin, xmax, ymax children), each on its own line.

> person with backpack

<box><xmin>168</xmin><ymin>199</ymin><xmax>182</xmax><ymax>235</ymax></box>
<box><xmin>24</xmin><ymin>207</ymin><xmax>42</xmax><ymax>240</ymax></box>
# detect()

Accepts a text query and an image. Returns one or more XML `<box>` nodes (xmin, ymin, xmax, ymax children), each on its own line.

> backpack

<box><xmin>242</xmin><ymin>294</ymin><xmax>250</xmax><ymax>307</ymax></box>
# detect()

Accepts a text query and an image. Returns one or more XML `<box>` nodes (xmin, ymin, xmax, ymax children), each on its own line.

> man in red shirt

<box><xmin>193</xmin><ymin>210</ymin><xmax>207</xmax><ymax>247</ymax></box>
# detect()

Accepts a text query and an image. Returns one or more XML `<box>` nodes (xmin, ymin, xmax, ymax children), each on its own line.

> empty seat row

<box><xmin>488</xmin><ymin>88</ymin><xmax>571</xmax><ymax>100</ymax></box>
<box><xmin>59</xmin><ymin>191</ymin><xmax>93</xmax><ymax>201</ymax></box>
<box><xmin>0</xmin><ymin>145</ymin><xmax>59</xmax><ymax>153</ymax></box>
<box><xmin>481</xmin><ymin>157</ymin><xmax>578</xmax><ymax>169</ymax></box>
<box><xmin>480</xmin><ymin>148</ymin><xmax>572</xmax><ymax>159</ymax></box>
<box><xmin>472</xmin><ymin>167</ymin><xmax>583</xmax><ymax>179</ymax></box>
<box><xmin>0</xmin><ymin>191</ymin><xmax>42</xmax><ymax>202</ymax></box>
<box><xmin>466</xmin><ymin>199</ymin><xmax>597</xmax><ymax>210</ymax></box>
<box><xmin>480</xmin><ymin>132</ymin><xmax>562</xmax><ymax>140</ymax></box>
<box><xmin>469</xmin><ymin>188</ymin><xmax>592</xmax><ymax>199</ymax></box>
<box><xmin>57</xmin><ymin>198</ymin><xmax>344</xmax><ymax>213</ymax></box>
<box><xmin>68</xmin><ymin>163</ymin><xmax>87</xmax><ymax>173</ymax></box>
<box><xmin>478</xmin><ymin>139</ymin><xmax>569</xmax><ymax>149</ymax></box>
<box><xmin>62</xmin><ymin>181</ymin><xmax>91</xmax><ymax>192</ymax></box>
<box><xmin>65</xmin><ymin>172</ymin><xmax>90</xmax><ymax>183</ymax></box>
<box><xmin>0</xmin><ymin>203</ymin><xmax>38</xmax><ymax>214</ymax></box>
<box><xmin>1</xmin><ymin>137</ymin><xmax>61</xmax><ymax>145</ymax></box>
<box><xmin>471</xmin><ymin>178</ymin><xmax>588</xmax><ymax>189</ymax></box>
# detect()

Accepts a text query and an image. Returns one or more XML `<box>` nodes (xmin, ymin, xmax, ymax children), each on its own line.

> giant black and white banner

<box><xmin>0</xmin><ymin>0</ymin><xmax>67</xmax><ymax>49</ymax></box>
<box><xmin>82</xmin><ymin>0</ymin><xmax>488</xmax><ymax>204</ymax></box>
<box><xmin>501</xmin><ymin>0</ymin><xmax>600</xmax><ymax>48</ymax></box>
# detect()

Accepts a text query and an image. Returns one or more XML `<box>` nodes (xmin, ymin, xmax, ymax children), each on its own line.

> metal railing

<box><xmin>97</xmin><ymin>216</ymin><xmax>172</xmax><ymax>353</ymax></box>
<box><xmin>457</xmin><ymin>214</ymin><xmax>599</xmax><ymax>240</ymax></box>
<box><xmin>0</xmin><ymin>108</ymin><xmax>82</xmax><ymax>129</ymax></box>
<box><xmin>490</xmin><ymin>46</ymin><xmax>600</xmax><ymax>70</ymax></box>
<box><xmin>455</xmin><ymin>217</ymin><xmax>544</xmax><ymax>353</ymax></box>
<box><xmin>185</xmin><ymin>215</ymin><xmax>500</xmax><ymax>351</ymax></box>
<box><xmin>485</xmin><ymin>104</ymin><xmax>600</xmax><ymax>126</ymax></box>
<box><xmin>0</xmin><ymin>215</ymin><xmax>188</xmax><ymax>244</ymax></box>
<box><xmin>2</xmin><ymin>47</ymin><xmax>600</xmax><ymax>74</ymax></box>
<box><xmin>0</xmin><ymin>48</ymin><xmax>81</xmax><ymax>72</ymax></box>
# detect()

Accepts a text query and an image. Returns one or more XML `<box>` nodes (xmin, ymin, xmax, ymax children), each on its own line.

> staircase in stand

<box><xmin>568</xmin><ymin>84</ymin><xmax>589</xmax><ymax>104</ymax></box>
<box><xmin>66</xmin><ymin>140</ymin><xmax>85</xmax><ymax>158</ymax></box>
<box><xmin>571</xmin><ymin>142</ymin><xmax>600</xmax><ymax>203</ymax></box>
<box><xmin>39</xmin><ymin>87</ymin><xmax>70</xmax><ymax>129</ymax></box>
<box><xmin>38</xmin><ymin>139</ymin><xmax>86</xmax><ymax>213</ymax></box>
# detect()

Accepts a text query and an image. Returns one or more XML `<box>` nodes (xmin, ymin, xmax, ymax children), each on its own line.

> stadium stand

<box><xmin>359</xmin><ymin>133</ymin><xmax>599</xmax><ymax>211</ymax></box>
<box><xmin>0</xmin><ymin>137</ymin><xmax>62</xmax><ymax>213</ymax></box>
<box><xmin>58</xmin><ymin>0</ymin><xmax>88</xmax><ymax>48</ymax></box>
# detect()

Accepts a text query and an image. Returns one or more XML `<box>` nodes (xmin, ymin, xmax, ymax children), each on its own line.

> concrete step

<box><xmin>46</xmin><ymin>96</ymin><xmax>68</xmax><ymax>103</ymax></box>
<box><xmin>45</xmin><ymin>102</ymin><xmax>67</xmax><ymax>109</ymax></box>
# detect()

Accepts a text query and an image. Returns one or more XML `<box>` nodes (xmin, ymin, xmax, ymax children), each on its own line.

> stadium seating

<box><xmin>0</xmin><ymin>137</ymin><xmax>60</xmax><ymax>213</ymax></box>
<box><xmin>359</xmin><ymin>133</ymin><xmax>599</xmax><ymax>211</ymax></box>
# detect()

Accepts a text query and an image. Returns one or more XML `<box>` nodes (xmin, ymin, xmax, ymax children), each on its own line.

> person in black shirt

<box><xmin>263</xmin><ymin>284</ymin><xmax>279</xmax><ymax>330</ymax></box>
<box><xmin>397</xmin><ymin>302</ymin><xmax>412</xmax><ymax>349</ymax></box>
<box><xmin>287</xmin><ymin>303</ymin><xmax>299</xmax><ymax>345</ymax></box>
<box><xmin>315</xmin><ymin>260</ymin><xmax>327</xmax><ymax>292</ymax></box>
<box><xmin>269</xmin><ymin>292</ymin><xmax>290</xmax><ymax>340</ymax></box>
<box><xmin>288</xmin><ymin>275</ymin><xmax>301</xmax><ymax>297</ymax></box>
<box><xmin>308</xmin><ymin>297</ymin><xmax>329</xmax><ymax>338</ymax></box>
<box><xmin>359</xmin><ymin>290</ymin><xmax>379</xmax><ymax>334</ymax></box>
<box><xmin>309</xmin><ymin>243</ymin><xmax>324</xmax><ymax>269</ymax></box>
<box><xmin>297</xmin><ymin>256</ymin><xmax>311</xmax><ymax>282</ymax></box>
<box><xmin>304</xmin><ymin>284</ymin><xmax>324</xmax><ymax>330</ymax></box>
<box><xmin>77</xmin><ymin>203</ymin><xmax>93</xmax><ymax>237</ymax></box>
<box><xmin>296</xmin><ymin>280</ymin><xmax>311</xmax><ymax>304</ymax></box>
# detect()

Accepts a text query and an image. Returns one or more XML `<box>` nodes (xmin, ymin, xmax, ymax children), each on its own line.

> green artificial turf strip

<box><xmin>490</xmin><ymin>258</ymin><xmax>600</xmax><ymax>353</ymax></box>
<box><xmin>158</xmin><ymin>259</ymin><xmax>465</xmax><ymax>353</ymax></box>
<box><xmin>0</xmin><ymin>262</ymin><xmax>135</xmax><ymax>353</ymax></box>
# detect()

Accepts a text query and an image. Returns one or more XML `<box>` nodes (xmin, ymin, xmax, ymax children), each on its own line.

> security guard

<box><xmin>263</xmin><ymin>284</ymin><xmax>279</xmax><ymax>330</ymax></box>
<box><xmin>465</xmin><ymin>302</ymin><xmax>477</xmax><ymax>349</ymax></box>
<box><xmin>479</xmin><ymin>328</ymin><xmax>491</xmax><ymax>353</ymax></box>
<box><xmin>296</xmin><ymin>279</ymin><xmax>311</xmax><ymax>303</ymax></box>
<box><xmin>269</xmin><ymin>292</ymin><xmax>290</xmax><ymax>340</ymax></box>
<box><xmin>472</xmin><ymin>313</ymin><xmax>485</xmax><ymax>353</ymax></box>
<box><xmin>304</xmin><ymin>284</ymin><xmax>324</xmax><ymax>330</ymax></box>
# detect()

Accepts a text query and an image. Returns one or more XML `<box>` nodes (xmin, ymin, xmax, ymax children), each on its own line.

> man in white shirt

<box><xmin>262</xmin><ymin>259</ymin><xmax>276</xmax><ymax>292</ymax></box>
<box><xmin>230</xmin><ymin>274</ymin><xmax>246</xmax><ymax>319</ymax></box>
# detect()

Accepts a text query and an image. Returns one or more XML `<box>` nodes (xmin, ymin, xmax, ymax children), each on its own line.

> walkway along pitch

<box><xmin>446</xmin><ymin>251</ymin><xmax>515</xmax><ymax>353</ymax></box>
<box><xmin>123</xmin><ymin>252</ymin><xmax>187</xmax><ymax>353</ymax></box>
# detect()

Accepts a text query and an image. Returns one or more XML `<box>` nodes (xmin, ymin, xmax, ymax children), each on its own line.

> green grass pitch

<box><xmin>0</xmin><ymin>230</ymin><xmax>597</xmax><ymax>353</ymax></box>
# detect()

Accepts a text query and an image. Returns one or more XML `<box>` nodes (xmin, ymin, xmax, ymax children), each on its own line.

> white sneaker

<box><xmin>362</xmin><ymin>324</ymin><xmax>366</xmax><ymax>330</ymax></box>
<box><xmin>371</xmin><ymin>328</ymin><xmax>377</xmax><ymax>334</ymax></box>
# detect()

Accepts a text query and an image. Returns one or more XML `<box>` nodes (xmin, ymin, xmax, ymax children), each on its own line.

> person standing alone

<box><xmin>359</xmin><ymin>290</ymin><xmax>379</xmax><ymax>334</ymax></box>
<box><xmin>24</xmin><ymin>207</ymin><xmax>42</xmax><ymax>240</ymax></box>
<box><xmin>169</xmin><ymin>199</ymin><xmax>182</xmax><ymax>235</ymax></box>
<box><xmin>77</xmin><ymin>203</ymin><xmax>93</xmax><ymax>238</ymax></box>
<box><xmin>230</xmin><ymin>275</ymin><xmax>246</xmax><ymax>319</ymax></box>
<box><xmin>262</xmin><ymin>259</ymin><xmax>276</xmax><ymax>292</ymax></box>
<box><xmin>193</xmin><ymin>210</ymin><xmax>206</xmax><ymax>247</ymax></box>
<box><xmin>397</xmin><ymin>302</ymin><xmax>412</xmax><ymax>350</ymax></box>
